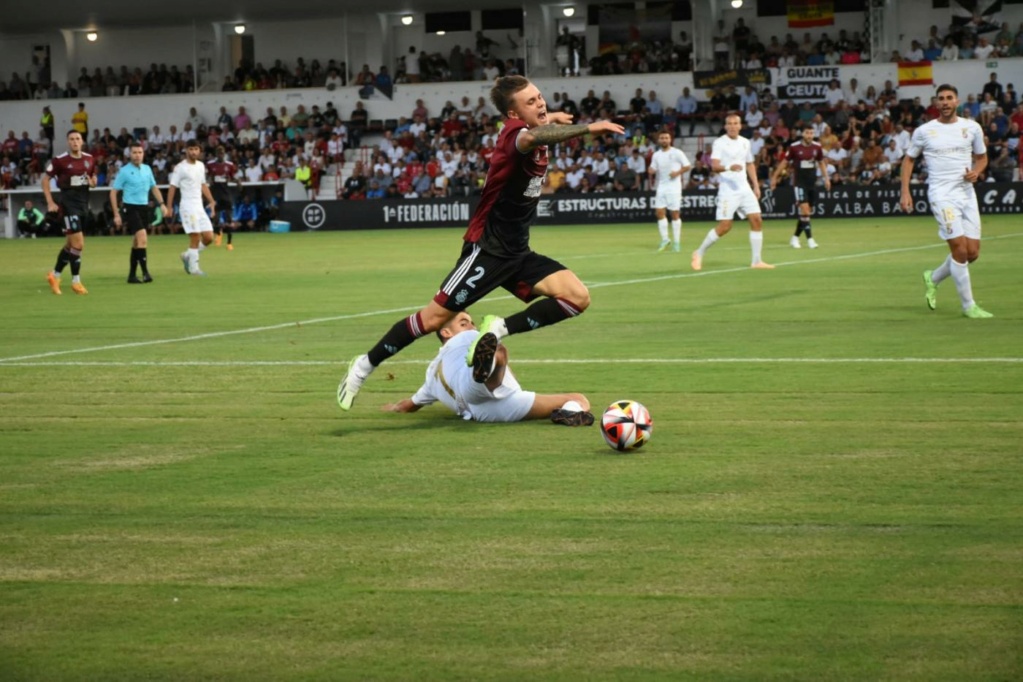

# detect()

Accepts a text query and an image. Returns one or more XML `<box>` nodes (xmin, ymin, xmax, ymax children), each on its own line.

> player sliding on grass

<box><xmin>381</xmin><ymin>312</ymin><xmax>594</xmax><ymax>426</ymax></box>
<box><xmin>338</xmin><ymin>75</ymin><xmax>624</xmax><ymax>411</ymax></box>
<box><xmin>901</xmin><ymin>83</ymin><xmax>993</xmax><ymax>319</ymax></box>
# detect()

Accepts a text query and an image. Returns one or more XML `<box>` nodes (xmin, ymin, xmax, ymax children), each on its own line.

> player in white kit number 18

<box><xmin>900</xmin><ymin>84</ymin><xmax>993</xmax><ymax>319</ymax></box>
<box><xmin>648</xmin><ymin>131</ymin><xmax>692</xmax><ymax>252</ymax></box>
<box><xmin>692</xmin><ymin>113</ymin><xmax>774</xmax><ymax>271</ymax></box>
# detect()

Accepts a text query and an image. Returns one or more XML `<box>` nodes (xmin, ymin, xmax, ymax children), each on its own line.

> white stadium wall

<box><xmin>0</xmin><ymin>59</ymin><xmax>1020</xmax><ymax>142</ymax></box>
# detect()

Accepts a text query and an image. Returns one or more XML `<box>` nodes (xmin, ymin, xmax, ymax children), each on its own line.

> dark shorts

<box><xmin>794</xmin><ymin>184</ymin><xmax>817</xmax><ymax>206</ymax></box>
<box><xmin>433</xmin><ymin>241</ymin><xmax>568</xmax><ymax>312</ymax></box>
<box><xmin>123</xmin><ymin>204</ymin><xmax>151</xmax><ymax>233</ymax></box>
<box><xmin>58</xmin><ymin>201</ymin><xmax>90</xmax><ymax>234</ymax></box>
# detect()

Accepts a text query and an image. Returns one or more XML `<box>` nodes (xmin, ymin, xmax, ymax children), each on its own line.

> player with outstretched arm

<box><xmin>338</xmin><ymin>75</ymin><xmax>624</xmax><ymax>411</ymax></box>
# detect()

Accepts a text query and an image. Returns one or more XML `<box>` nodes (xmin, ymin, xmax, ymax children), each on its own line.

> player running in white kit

<box><xmin>900</xmin><ymin>84</ymin><xmax>992</xmax><ymax>319</ymax></box>
<box><xmin>166</xmin><ymin>139</ymin><xmax>217</xmax><ymax>276</ymax></box>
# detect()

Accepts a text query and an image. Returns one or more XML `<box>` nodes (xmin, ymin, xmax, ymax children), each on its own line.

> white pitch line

<box><xmin>2</xmin><ymin>233</ymin><xmax>1020</xmax><ymax>365</ymax></box>
<box><xmin>1</xmin><ymin>358</ymin><xmax>1021</xmax><ymax>367</ymax></box>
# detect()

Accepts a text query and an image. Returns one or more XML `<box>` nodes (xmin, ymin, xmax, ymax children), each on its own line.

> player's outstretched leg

<box><xmin>922</xmin><ymin>269</ymin><xmax>938</xmax><ymax>310</ymax></box>
<box><xmin>338</xmin><ymin>354</ymin><xmax>373</xmax><ymax>410</ymax></box>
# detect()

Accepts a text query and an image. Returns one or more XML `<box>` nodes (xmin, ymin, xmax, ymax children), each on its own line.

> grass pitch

<box><xmin>1</xmin><ymin>216</ymin><xmax>1021</xmax><ymax>680</ymax></box>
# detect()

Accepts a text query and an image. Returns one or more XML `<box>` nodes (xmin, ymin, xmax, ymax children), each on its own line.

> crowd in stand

<box><xmin>5</xmin><ymin>17</ymin><xmax>1023</xmax><ymax>103</ymax></box>
<box><xmin>892</xmin><ymin>22</ymin><xmax>1023</xmax><ymax>62</ymax></box>
<box><xmin>4</xmin><ymin>29</ymin><xmax>1023</xmax><ymax>233</ymax></box>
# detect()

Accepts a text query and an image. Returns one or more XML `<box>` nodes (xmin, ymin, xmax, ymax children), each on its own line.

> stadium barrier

<box><xmin>278</xmin><ymin>183</ymin><xmax>1023</xmax><ymax>231</ymax></box>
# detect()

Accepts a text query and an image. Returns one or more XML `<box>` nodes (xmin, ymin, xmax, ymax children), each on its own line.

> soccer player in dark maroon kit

<box><xmin>770</xmin><ymin>126</ymin><xmax>830</xmax><ymax>249</ymax></box>
<box><xmin>43</xmin><ymin>130</ymin><xmax>96</xmax><ymax>295</ymax></box>
<box><xmin>206</xmin><ymin>146</ymin><xmax>241</xmax><ymax>250</ymax></box>
<box><xmin>338</xmin><ymin>75</ymin><xmax>625</xmax><ymax>412</ymax></box>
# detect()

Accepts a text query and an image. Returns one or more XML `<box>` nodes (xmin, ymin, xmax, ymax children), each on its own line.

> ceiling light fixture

<box><xmin>731</xmin><ymin>0</ymin><xmax>743</xmax><ymax>7</ymax></box>
<box><xmin>563</xmin><ymin>7</ymin><xmax>575</xmax><ymax>17</ymax></box>
<box><xmin>86</xmin><ymin>31</ymin><xmax>98</xmax><ymax>42</ymax></box>
<box><xmin>401</xmin><ymin>15</ymin><xmax>413</xmax><ymax>26</ymax></box>
<box><xmin>234</xmin><ymin>24</ymin><xmax>246</xmax><ymax>35</ymax></box>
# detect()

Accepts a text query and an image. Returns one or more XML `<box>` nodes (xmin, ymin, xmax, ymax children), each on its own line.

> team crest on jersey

<box><xmin>962</xmin><ymin>129</ymin><xmax>968</xmax><ymax>138</ymax></box>
<box><xmin>455</xmin><ymin>289</ymin><xmax>469</xmax><ymax>305</ymax></box>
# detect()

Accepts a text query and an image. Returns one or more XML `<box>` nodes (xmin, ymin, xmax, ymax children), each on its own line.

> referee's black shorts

<box><xmin>123</xmin><ymin>204</ymin><xmax>152</xmax><ymax>233</ymax></box>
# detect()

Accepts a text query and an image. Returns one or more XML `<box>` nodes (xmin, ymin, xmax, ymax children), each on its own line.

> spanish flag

<box><xmin>787</xmin><ymin>0</ymin><xmax>834</xmax><ymax>28</ymax></box>
<box><xmin>898</xmin><ymin>61</ymin><xmax>933</xmax><ymax>86</ymax></box>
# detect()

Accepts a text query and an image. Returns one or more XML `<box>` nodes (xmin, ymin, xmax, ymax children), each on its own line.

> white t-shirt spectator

<box><xmin>745</xmin><ymin>109</ymin><xmax>764</xmax><ymax>129</ymax></box>
<box><xmin>973</xmin><ymin>43</ymin><xmax>995</xmax><ymax>60</ymax></box>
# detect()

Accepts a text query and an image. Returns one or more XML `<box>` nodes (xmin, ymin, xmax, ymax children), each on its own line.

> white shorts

<box><xmin>653</xmin><ymin>189</ymin><xmax>682</xmax><ymax>212</ymax></box>
<box><xmin>716</xmin><ymin>186</ymin><xmax>761</xmax><ymax>221</ymax></box>
<box><xmin>456</xmin><ymin>366</ymin><xmax>536</xmax><ymax>423</ymax></box>
<box><xmin>179</xmin><ymin>204</ymin><xmax>214</xmax><ymax>234</ymax></box>
<box><xmin>930</xmin><ymin>188</ymin><xmax>981</xmax><ymax>241</ymax></box>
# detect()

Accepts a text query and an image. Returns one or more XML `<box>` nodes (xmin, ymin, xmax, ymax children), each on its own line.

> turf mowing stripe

<box><xmin>2</xmin><ymin>234</ymin><xmax>1020</xmax><ymax>365</ymax></box>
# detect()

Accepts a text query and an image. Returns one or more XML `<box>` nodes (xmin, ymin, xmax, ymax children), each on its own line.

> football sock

<box><xmin>802</xmin><ymin>218</ymin><xmax>812</xmax><ymax>239</ymax></box>
<box><xmin>129</xmin><ymin>248</ymin><xmax>138</xmax><ymax>277</ymax></box>
<box><xmin>53</xmin><ymin>248</ymin><xmax>72</xmax><ymax>274</ymax></box>
<box><xmin>227</xmin><ymin>231</ymin><xmax>233</xmax><ymax>245</ymax></box>
<box><xmin>504</xmin><ymin>298</ymin><xmax>582</xmax><ymax>336</ymax></box>
<box><xmin>68</xmin><ymin>247</ymin><xmax>82</xmax><ymax>277</ymax></box>
<box><xmin>949</xmin><ymin>259</ymin><xmax>974</xmax><ymax>310</ymax></box>
<box><xmin>696</xmin><ymin>229</ymin><xmax>719</xmax><ymax>256</ymax></box>
<box><xmin>794</xmin><ymin>219</ymin><xmax>805</xmax><ymax>237</ymax></box>
<box><xmin>367</xmin><ymin>312</ymin><xmax>428</xmax><ymax>366</ymax></box>
<box><xmin>657</xmin><ymin>218</ymin><xmax>669</xmax><ymax>241</ymax></box>
<box><xmin>187</xmin><ymin>247</ymin><xmax>200</xmax><ymax>270</ymax></box>
<box><xmin>137</xmin><ymin>248</ymin><xmax>149</xmax><ymax>276</ymax></box>
<box><xmin>932</xmin><ymin>255</ymin><xmax>952</xmax><ymax>285</ymax></box>
<box><xmin>749</xmin><ymin>231</ymin><xmax>765</xmax><ymax>264</ymax></box>
<box><xmin>671</xmin><ymin>219</ymin><xmax>682</xmax><ymax>244</ymax></box>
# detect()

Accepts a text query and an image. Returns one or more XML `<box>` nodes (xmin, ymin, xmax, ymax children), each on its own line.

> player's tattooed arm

<box><xmin>518</xmin><ymin>124</ymin><xmax>590</xmax><ymax>151</ymax></box>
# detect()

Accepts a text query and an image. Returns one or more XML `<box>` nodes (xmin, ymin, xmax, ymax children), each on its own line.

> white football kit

<box><xmin>711</xmin><ymin>134</ymin><xmax>761</xmax><ymax>221</ymax></box>
<box><xmin>410</xmin><ymin>330</ymin><xmax>536</xmax><ymax>423</ymax></box>
<box><xmin>906</xmin><ymin>117</ymin><xmax>986</xmax><ymax>241</ymax></box>
<box><xmin>650</xmin><ymin>147</ymin><xmax>691</xmax><ymax>211</ymax></box>
<box><xmin>169</xmin><ymin>160</ymin><xmax>213</xmax><ymax>234</ymax></box>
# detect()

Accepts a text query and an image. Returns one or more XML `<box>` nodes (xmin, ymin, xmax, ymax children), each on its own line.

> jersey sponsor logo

<box><xmin>523</xmin><ymin>175</ymin><xmax>543</xmax><ymax>198</ymax></box>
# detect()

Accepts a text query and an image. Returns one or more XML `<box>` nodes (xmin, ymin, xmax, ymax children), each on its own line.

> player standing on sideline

<box><xmin>769</xmin><ymin>126</ymin><xmax>830</xmax><ymax>249</ymax></box>
<box><xmin>337</xmin><ymin>75</ymin><xmax>625</xmax><ymax>411</ymax></box>
<box><xmin>206</xmin><ymin>146</ymin><xmax>241</xmax><ymax>250</ymax></box>
<box><xmin>382</xmin><ymin>312</ymin><xmax>595</xmax><ymax>426</ymax></box>
<box><xmin>691</xmin><ymin>113</ymin><xmax>774</xmax><ymax>271</ymax></box>
<box><xmin>901</xmin><ymin>84</ymin><xmax>992</xmax><ymax>319</ymax></box>
<box><xmin>111</xmin><ymin>142</ymin><xmax>167</xmax><ymax>284</ymax></box>
<box><xmin>165</xmin><ymin>140</ymin><xmax>217</xmax><ymax>276</ymax></box>
<box><xmin>648</xmin><ymin>130</ymin><xmax>692</xmax><ymax>252</ymax></box>
<box><xmin>43</xmin><ymin>130</ymin><xmax>95</xmax><ymax>295</ymax></box>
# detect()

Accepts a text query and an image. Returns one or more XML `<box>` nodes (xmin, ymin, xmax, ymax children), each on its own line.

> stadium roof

<box><xmin>2</xmin><ymin>0</ymin><xmax>525</xmax><ymax>34</ymax></box>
